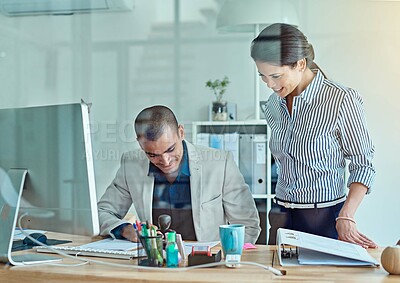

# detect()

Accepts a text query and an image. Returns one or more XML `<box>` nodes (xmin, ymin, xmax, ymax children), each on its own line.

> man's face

<box><xmin>138</xmin><ymin>125</ymin><xmax>185</xmax><ymax>175</ymax></box>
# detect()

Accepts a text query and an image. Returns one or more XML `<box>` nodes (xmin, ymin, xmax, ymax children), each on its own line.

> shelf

<box><xmin>192</xmin><ymin>120</ymin><xmax>273</xmax><ymax>244</ymax></box>
<box><xmin>192</xmin><ymin>120</ymin><xmax>267</xmax><ymax>126</ymax></box>
<box><xmin>192</xmin><ymin>120</ymin><xmax>269</xmax><ymax>138</ymax></box>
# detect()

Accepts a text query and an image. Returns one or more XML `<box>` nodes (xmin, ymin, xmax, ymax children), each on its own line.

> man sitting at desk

<box><xmin>98</xmin><ymin>105</ymin><xmax>261</xmax><ymax>244</ymax></box>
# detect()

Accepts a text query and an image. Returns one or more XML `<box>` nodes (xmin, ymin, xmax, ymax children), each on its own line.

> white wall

<box><xmin>295</xmin><ymin>0</ymin><xmax>400</xmax><ymax>247</ymax></box>
<box><xmin>0</xmin><ymin>0</ymin><xmax>399</xmax><ymax>246</ymax></box>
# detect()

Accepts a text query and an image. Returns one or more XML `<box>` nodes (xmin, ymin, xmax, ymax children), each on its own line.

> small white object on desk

<box><xmin>225</xmin><ymin>254</ymin><xmax>241</xmax><ymax>268</ymax></box>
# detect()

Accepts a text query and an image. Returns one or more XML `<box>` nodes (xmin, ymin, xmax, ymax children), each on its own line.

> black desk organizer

<box><xmin>188</xmin><ymin>250</ymin><xmax>222</xmax><ymax>266</ymax></box>
<box><xmin>138</xmin><ymin>235</ymin><xmax>164</xmax><ymax>267</ymax></box>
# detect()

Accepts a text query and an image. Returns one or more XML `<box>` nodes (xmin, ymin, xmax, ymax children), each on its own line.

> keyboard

<box><xmin>34</xmin><ymin>245</ymin><xmax>146</xmax><ymax>260</ymax></box>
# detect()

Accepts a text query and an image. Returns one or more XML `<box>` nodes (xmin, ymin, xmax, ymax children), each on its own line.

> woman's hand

<box><xmin>337</xmin><ymin>183</ymin><xmax>377</xmax><ymax>249</ymax></box>
<box><xmin>336</xmin><ymin>218</ymin><xmax>377</xmax><ymax>248</ymax></box>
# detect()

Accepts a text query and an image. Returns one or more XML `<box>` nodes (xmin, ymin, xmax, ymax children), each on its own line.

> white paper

<box><xmin>298</xmin><ymin>248</ymin><xmax>376</xmax><ymax>266</ymax></box>
<box><xmin>277</xmin><ymin>228</ymin><xmax>379</xmax><ymax>266</ymax></box>
<box><xmin>79</xmin><ymin>238</ymin><xmax>142</xmax><ymax>251</ymax></box>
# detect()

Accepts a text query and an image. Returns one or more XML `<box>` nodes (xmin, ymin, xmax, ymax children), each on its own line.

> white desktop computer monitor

<box><xmin>0</xmin><ymin>102</ymin><xmax>99</xmax><ymax>236</ymax></box>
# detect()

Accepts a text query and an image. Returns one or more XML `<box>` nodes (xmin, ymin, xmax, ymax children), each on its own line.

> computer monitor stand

<box><xmin>0</xmin><ymin>169</ymin><xmax>61</xmax><ymax>265</ymax></box>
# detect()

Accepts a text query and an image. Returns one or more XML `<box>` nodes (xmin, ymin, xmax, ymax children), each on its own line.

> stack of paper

<box><xmin>79</xmin><ymin>238</ymin><xmax>142</xmax><ymax>251</ymax></box>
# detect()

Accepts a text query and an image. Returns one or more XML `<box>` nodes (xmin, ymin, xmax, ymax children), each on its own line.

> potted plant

<box><xmin>205</xmin><ymin>76</ymin><xmax>230</xmax><ymax>121</ymax></box>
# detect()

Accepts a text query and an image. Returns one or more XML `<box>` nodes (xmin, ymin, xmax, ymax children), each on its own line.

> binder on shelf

<box><xmin>223</xmin><ymin>133</ymin><xmax>239</xmax><ymax>166</ymax></box>
<box><xmin>277</xmin><ymin>228</ymin><xmax>379</xmax><ymax>267</ymax></box>
<box><xmin>209</xmin><ymin>134</ymin><xmax>224</xmax><ymax>150</ymax></box>
<box><xmin>196</xmin><ymin>133</ymin><xmax>210</xmax><ymax>147</ymax></box>
<box><xmin>239</xmin><ymin>134</ymin><xmax>267</xmax><ymax>194</ymax></box>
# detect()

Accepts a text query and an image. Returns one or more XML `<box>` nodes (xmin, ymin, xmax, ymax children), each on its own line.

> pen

<box><xmin>136</xmin><ymin>220</ymin><xmax>141</xmax><ymax>232</ymax></box>
<box><xmin>149</xmin><ymin>226</ymin><xmax>163</xmax><ymax>264</ymax></box>
<box><xmin>146</xmin><ymin>220</ymin><xmax>150</xmax><ymax>236</ymax></box>
<box><xmin>141</xmin><ymin>223</ymin><xmax>148</xmax><ymax>237</ymax></box>
<box><xmin>150</xmin><ymin>226</ymin><xmax>157</xmax><ymax>237</ymax></box>
<box><xmin>140</xmin><ymin>223</ymin><xmax>150</xmax><ymax>258</ymax></box>
<box><xmin>133</xmin><ymin>223</ymin><xmax>141</xmax><ymax>238</ymax></box>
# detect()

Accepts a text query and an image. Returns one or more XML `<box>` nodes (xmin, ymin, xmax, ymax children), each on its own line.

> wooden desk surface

<box><xmin>1</xmin><ymin>232</ymin><xmax>398</xmax><ymax>283</ymax></box>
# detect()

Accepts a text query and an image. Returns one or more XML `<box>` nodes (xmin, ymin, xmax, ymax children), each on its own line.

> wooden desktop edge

<box><xmin>1</xmin><ymin>232</ymin><xmax>393</xmax><ymax>283</ymax></box>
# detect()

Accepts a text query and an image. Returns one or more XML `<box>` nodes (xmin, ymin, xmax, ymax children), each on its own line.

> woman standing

<box><xmin>251</xmin><ymin>23</ymin><xmax>377</xmax><ymax>248</ymax></box>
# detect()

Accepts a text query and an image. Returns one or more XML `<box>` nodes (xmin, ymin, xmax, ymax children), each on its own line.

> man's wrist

<box><xmin>111</xmin><ymin>223</ymin><xmax>131</xmax><ymax>239</ymax></box>
<box><xmin>121</xmin><ymin>224</ymin><xmax>139</xmax><ymax>242</ymax></box>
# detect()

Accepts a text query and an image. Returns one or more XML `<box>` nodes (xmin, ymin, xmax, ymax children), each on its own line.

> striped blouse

<box><xmin>263</xmin><ymin>70</ymin><xmax>376</xmax><ymax>203</ymax></box>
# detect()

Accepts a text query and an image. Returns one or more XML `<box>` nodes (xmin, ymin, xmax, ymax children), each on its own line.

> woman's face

<box><xmin>255</xmin><ymin>60</ymin><xmax>305</xmax><ymax>98</ymax></box>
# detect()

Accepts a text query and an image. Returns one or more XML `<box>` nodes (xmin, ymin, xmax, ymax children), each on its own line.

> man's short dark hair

<box><xmin>134</xmin><ymin>105</ymin><xmax>179</xmax><ymax>141</ymax></box>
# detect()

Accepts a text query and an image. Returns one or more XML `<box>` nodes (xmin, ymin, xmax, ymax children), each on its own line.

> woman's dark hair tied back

<box><xmin>251</xmin><ymin>23</ymin><xmax>314</xmax><ymax>68</ymax></box>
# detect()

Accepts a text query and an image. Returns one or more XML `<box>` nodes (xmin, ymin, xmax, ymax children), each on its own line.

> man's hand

<box><xmin>121</xmin><ymin>224</ymin><xmax>139</xmax><ymax>242</ymax></box>
<box><xmin>120</xmin><ymin>223</ymin><xmax>161</xmax><ymax>242</ymax></box>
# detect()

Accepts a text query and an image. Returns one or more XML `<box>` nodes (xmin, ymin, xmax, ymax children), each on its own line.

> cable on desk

<box><xmin>48</xmin><ymin>261</ymin><xmax>89</xmax><ymax>267</ymax></box>
<box><xmin>16</xmin><ymin>214</ymin><xmax>285</xmax><ymax>276</ymax></box>
<box><xmin>16</xmin><ymin>213</ymin><xmax>90</xmax><ymax>267</ymax></box>
<box><xmin>183</xmin><ymin>261</ymin><xmax>286</xmax><ymax>276</ymax></box>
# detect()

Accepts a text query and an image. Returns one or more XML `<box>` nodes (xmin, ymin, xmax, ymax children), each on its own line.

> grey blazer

<box><xmin>98</xmin><ymin>140</ymin><xmax>261</xmax><ymax>244</ymax></box>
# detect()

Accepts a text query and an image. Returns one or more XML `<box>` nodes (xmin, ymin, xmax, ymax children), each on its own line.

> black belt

<box><xmin>274</xmin><ymin>195</ymin><xmax>346</xmax><ymax>209</ymax></box>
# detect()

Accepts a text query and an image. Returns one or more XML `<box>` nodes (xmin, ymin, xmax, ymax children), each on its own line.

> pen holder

<box><xmin>139</xmin><ymin>235</ymin><xmax>164</xmax><ymax>267</ymax></box>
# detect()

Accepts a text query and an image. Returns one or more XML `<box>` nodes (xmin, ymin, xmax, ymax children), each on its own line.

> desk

<box><xmin>1</xmin><ymin>232</ymin><xmax>398</xmax><ymax>283</ymax></box>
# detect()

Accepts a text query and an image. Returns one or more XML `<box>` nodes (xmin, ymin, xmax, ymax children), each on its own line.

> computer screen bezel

<box><xmin>0</xmin><ymin>102</ymin><xmax>99</xmax><ymax>236</ymax></box>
